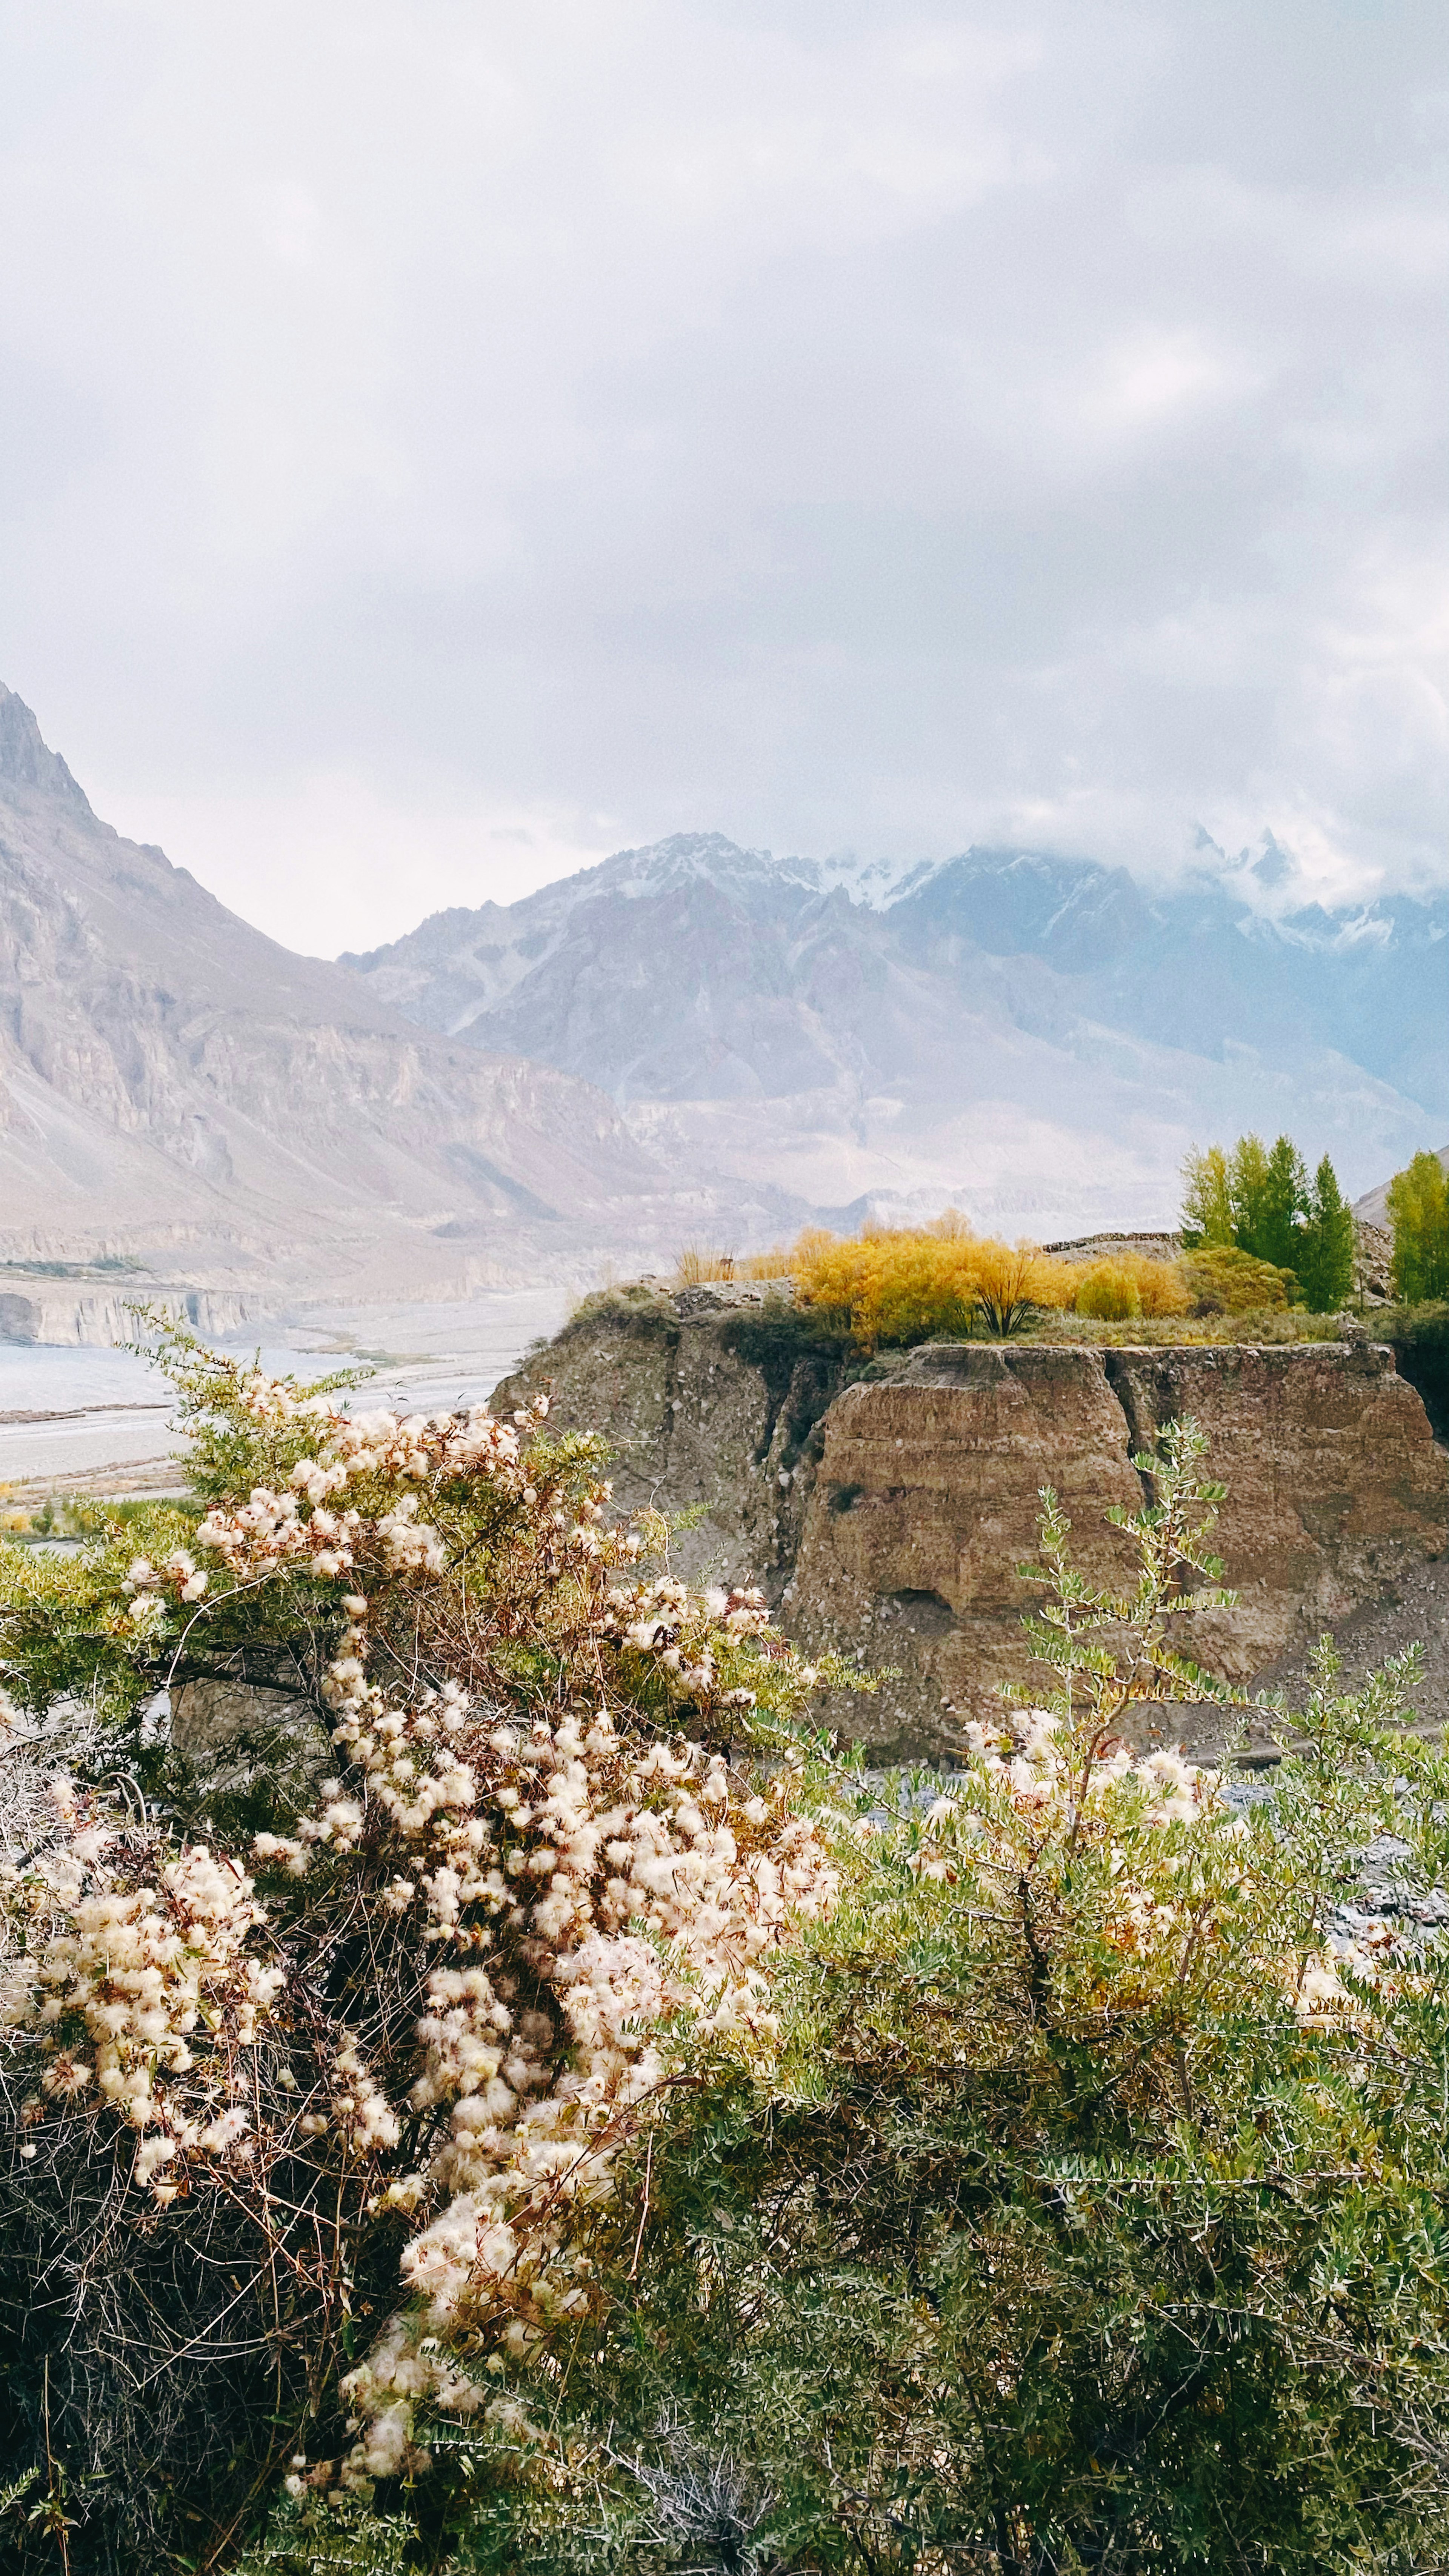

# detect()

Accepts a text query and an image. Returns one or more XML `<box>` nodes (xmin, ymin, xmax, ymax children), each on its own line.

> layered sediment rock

<box><xmin>791</xmin><ymin>1341</ymin><xmax>1447</xmax><ymax>1760</ymax></box>
<box><xmin>0</xmin><ymin>1280</ymin><xmax>263</xmax><ymax>1346</ymax></box>
<box><xmin>787</xmin><ymin>1346</ymin><xmax>1144</xmax><ymax>1760</ymax></box>
<box><xmin>497</xmin><ymin>1295</ymin><xmax>1449</xmax><ymax>1763</ymax></box>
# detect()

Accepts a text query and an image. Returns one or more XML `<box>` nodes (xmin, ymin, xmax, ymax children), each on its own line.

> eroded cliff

<box><xmin>495</xmin><ymin>1294</ymin><xmax>1449</xmax><ymax>1762</ymax></box>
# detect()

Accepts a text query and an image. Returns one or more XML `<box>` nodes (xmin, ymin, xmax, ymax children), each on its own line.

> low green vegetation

<box><xmin>1179</xmin><ymin>1242</ymin><xmax>1294</xmax><ymax>1313</ymax></box>
<box><xmin>1035</xmin><ymin>1305</ymin><xmax>1346</xmax><ymax>1351</ymax></box>
<box><xmin>4</xmin><ymin>1338</ymin><xmax>1449</xmax><ymax>2573</ymax></box>
<box><xmin>445</xmin><ymin>1568</ymin><xmax>1449</xmax><ymax>2575</ymax></box>
<box><xmin>0</xmin><ymin>1491</ymin><xmax>162</xmax><ymax>1546</ymax></box>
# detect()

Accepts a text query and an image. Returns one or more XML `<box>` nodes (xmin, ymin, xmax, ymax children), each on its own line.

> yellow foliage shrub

<box><xmin>675</xmin><ymin>1226</ymin><xmax>1195</xmax><ymax>1342</ymax></box>
<box><xmin>1074</xmin><ymin>1255</ymin><xmax>1193</xmax><ymax>1322</ymax></box>
<box><xmin>673</xmin><ymin>1244</ymin><xmax>801</xmax><ymax>1284</ymax></box>
<box><xmin>791</xmin><ymin>1223</ymin><xmax>1077</xmax><ymax>1348</ymax></box>
<box><xmin>797</xmin><ymin>1233</ymin><xmax>979</xmax><ymax>1347</ymax></box>
<box><xmin>1075</xmin><ymin>1261</ymin><xmax>1141</xmax><ymax>1322</ymax></box>
<box><xmin>1183</xmin><ymin>1245</ymin><xmax>1294</xmax><ymax>1314</ymax></box>
<box><xmin>972</xmin><ymin>1243</ymin><xmax>1080</xmax><ymax>1336</ymax></box>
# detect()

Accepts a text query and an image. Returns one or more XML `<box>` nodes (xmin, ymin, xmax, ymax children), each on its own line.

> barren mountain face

<box><xmin>349</xmin><ymin>833</ymin><xmax>1447</xmax><ymax>1234</ymax></box>
<box><xmin>2</xmin><ymin>680</ymin><xmax>1440</xmax><ymax>1304</ymax></box>
<box><xmin>0</xmin><ymin>688</ymin><xmax>672</xmax><ymax>1295</ymax></box>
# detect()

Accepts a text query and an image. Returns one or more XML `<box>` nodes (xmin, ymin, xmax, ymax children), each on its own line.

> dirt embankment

<box><xmin>496</xmin><ymin>1292</ymin><xmax>1449</xmax><ymax>1765</ymax></box>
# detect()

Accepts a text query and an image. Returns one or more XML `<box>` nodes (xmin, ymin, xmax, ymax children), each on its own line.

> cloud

<box><xmin>0</xmin><ymin>0</ymin><xmax>1444</xmax><ymax>947</ymax></box>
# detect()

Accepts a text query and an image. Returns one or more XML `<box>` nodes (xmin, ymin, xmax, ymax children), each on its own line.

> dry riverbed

<box><xmin>0</xmin><ymin>1288</ymin><xmax>567</xmax><ymax>1503</ymax></box>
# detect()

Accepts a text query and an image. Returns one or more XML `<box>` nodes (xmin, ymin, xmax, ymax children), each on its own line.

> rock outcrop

<box><xmin>792</xmin><ymin>1341</ymin><xmax>1447</xmax><ymax>1759</ymax></box>
<box><xmin>496</xmin><ymin>1281</ymin><xmax>806</xmax><ymax>1581</ymax></box>
<box><xmin>498</xmin><ymin>1295</ymin><xmax>1449</xmax><ymax>1763</ymax></box>
<box><xmin>0</xmin><ymin>1278</ymin><xmax>263</xmax><ymax>1346</ymax></box>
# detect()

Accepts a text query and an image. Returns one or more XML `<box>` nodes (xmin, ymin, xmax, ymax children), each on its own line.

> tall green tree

<box><xmin>1180</xmin><ymin>1144</ymin><xmax>1234</xmax><ymax>1246</ymax></box>
<box><xmin>1295</xmin><ymin>1155</ymin><xmax>1356</xmax><ymax>1311</ymax></box>
<box><xmin>1226</xmin><ymin>1132</ymin><xmax>1272</xmax><ymax>1250</ymax></box>
<box><xmin>1253</xmin><ymin>1135</ymin><xmax>1310</xmax><ymax>1271</ymax></box>
<box><xmin>1182</xmin><ymin>1134</ymin><xmax>1353</xmax><ymax>1305</ymax></box>
<box><xmin>1387</xmin><ymin>1150</ymin><xmax>1449</xmax><ymax>1303</ymax></box>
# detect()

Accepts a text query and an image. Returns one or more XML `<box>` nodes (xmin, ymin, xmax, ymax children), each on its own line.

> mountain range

<box><xmin>0</xmin><ymin>681</ymin><xmax>1442</xmax><ymax>1306</ymax></box>
<box><xmin>346</xmin><ymin>831</ymin><xmax>1447</xmax><ymax>1236</ymax></box>
<box><xmin>0</xmin><ymin>687</ymin><xmax>689</xmax><ymax>1298</ymax></box>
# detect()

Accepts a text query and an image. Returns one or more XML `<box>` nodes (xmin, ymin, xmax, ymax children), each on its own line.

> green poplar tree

<box><xmin>1180</xmin><ymin>1144</ymin><xmax>1234</xmax><ymax>1246</ymax></box>
<box><xmin>1182</xmin><ymin>1134</ymin><xmax>1353</xmax><ymax>1308</ymax></box>
<box><xmin>1226</xmin><ymin>1133</ymin><xmax>1271</xmax><ymax>1251</ymax></box>
<box><xmin>1386</xmin><ymin>1151</ymin><xmax>1449</xmax><ymax>1303</ymax></box>
<box><xmin>1295</xmin><ymin>1155</ymin><xmax>1355</xmax><ymax>1310</ymax></box>
<box><xmin>1255</xmin><ymin>1135</ymin><xmax>1310</xmax><ymax>1272</ymax></box>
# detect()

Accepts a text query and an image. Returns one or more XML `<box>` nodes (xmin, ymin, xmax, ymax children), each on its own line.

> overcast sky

<box><xmin>0</xmin><ymin>0</ymin><xmax>1444</xmax><ymax>955</ymax></box>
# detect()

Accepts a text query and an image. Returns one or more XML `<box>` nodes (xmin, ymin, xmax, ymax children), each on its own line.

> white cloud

<box><xmin>1084</xmin><ymin>331</ymin><xmax>1253</xmax><ymax>435</ymax></box>
<box><xmin>0</xmin><ymin>0</ymin><xmax>1443</xmax><ymax>946</ymax></box>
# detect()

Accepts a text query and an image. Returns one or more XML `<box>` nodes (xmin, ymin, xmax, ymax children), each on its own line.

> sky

<box><xmin>0</xmin><ymin>0</ymin><xmax>1445</xmax><ymax>957</ymax></box>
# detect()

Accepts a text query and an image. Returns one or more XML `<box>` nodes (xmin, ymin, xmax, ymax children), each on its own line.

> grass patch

<box><xmin>1031</xmin><ymin>1308</ymin><xmax>1347</xmax><ymax>1348</ymax></box>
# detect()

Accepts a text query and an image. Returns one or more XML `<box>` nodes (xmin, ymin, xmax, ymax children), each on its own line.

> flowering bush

<box><xmin>0</xmin><ymin>1326</ymin><xmax>852</xmax><ymax>2572</ymax></box>
<box><xmin>328</xmin><ymin>1426</ymin><xmax>1449</xmax><ymax>2576</ymax></box>
<box><xmin>7</xmin><ymin>1338</ymin><xmax>1449</xmax><ymax>2576</ymax></box>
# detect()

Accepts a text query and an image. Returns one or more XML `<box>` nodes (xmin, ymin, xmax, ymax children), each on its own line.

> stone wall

<box><xmin>495</xmin><ymin>1294</ymin><xmax>1449</xmax><ymax>1765</ymax></box>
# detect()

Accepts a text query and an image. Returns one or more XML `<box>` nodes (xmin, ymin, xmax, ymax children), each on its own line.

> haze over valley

<box><xmin>349</xmin><ymin>827</ymin><xmax>1447</xmax><ymax>1238</ymax></box>
<box><xmin>0</xmin><ymin>680</ymin><xmax>1441</xmax><ymax>1366</ymax></box>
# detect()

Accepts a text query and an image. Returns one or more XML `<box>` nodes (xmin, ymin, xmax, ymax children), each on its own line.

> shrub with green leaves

<box><xmin>1380</xmin><ymin>1299</ymin><xmax>1449</xmax><ymax>1444</ymax></box>
<box><xmin>1181</xmin><ymin>1242</ymin><xmax>1295</xmax><ymax>1315</ymax></box>
<box><xmin>367</xmin><ymin>1429</ymin><xmax>1449</xmax><ymax>2576</ymax></box>
<box><xmin>6</xmin><ymin>1338</ymin><xmax>1449</xmax><ymax>2576</ymax></box>
<box><xmin>0</xmin><ymin>1323</ymin><xmax>851</xmax><ymax>2575</ymax></box>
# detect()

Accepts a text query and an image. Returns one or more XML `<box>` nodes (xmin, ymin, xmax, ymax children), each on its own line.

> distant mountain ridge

<box><xmin>0</xmin><ymin>688</ymin><xmax>709</xmax><ymax>1299</ymax></box>
<box><xmin>345</xmin><ymin>831</ymin><xmax>1447</xmax><ymax>1232</ymax></box>
<box><xmin>2</xmin><ymin>672</ymin><xmax>1438</xmax><ymax>1294</ymax></box>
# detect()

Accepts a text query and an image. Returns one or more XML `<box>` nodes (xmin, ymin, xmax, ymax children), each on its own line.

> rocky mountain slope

<box><xmin>3</xmin><ymin>677</ymin><xmax>1438</xmax><ymax>1303</ymax></box>
<box><xmin>0</xmin><ymin>687</ymin><xmax>691</xmax><ymax>1299</ymax></box>
<box><xmin>348</xmin><ymin>833</ymin><xmax>1447</xmax><ymax>1235</ymax></box>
